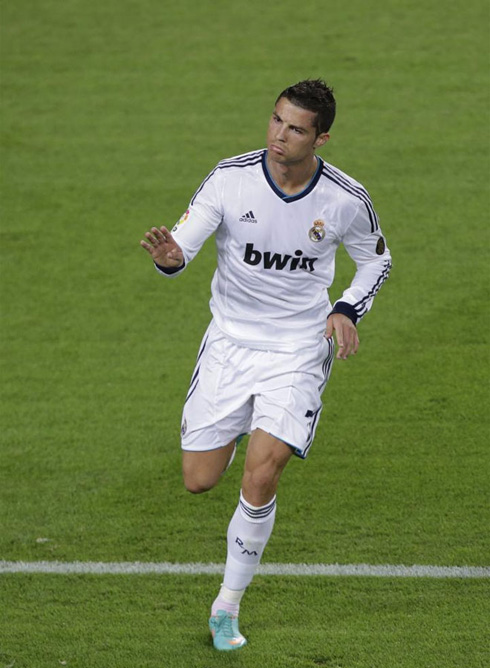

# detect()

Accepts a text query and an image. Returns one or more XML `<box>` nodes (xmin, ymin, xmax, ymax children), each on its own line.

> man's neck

<box><xmin>266</xmin><ymin>154</ymin><xmax>319</xmax><ymax>196</ymax></box>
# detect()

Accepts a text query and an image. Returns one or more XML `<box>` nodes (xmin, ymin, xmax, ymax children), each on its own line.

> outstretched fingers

<box><xmin>141</xmin><ymin>226</ymin><xmax>166</xmax><ymax>247</ymax></box>
<box><xmin>140</xmin><ymin>224</ymin><xmax>184</xmax><ymax>268</ymax></box>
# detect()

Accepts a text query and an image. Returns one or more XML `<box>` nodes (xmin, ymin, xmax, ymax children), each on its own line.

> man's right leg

<box><xmin>182</xmin><ymin>440</ymin><xmax>237</xmax><ymax>494</ymax></box>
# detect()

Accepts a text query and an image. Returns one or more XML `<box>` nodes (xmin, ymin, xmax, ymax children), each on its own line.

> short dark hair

<box><xmin>276</xmin><ymin>79</ymin><xmax>336</xmax><ymax>135</ymax></box>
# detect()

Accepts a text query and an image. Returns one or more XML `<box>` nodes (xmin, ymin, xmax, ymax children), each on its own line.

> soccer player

<box><xmin>140</xmin><ymin>79</ymin><xmax>391</xmax><ymax>651</ymax></box>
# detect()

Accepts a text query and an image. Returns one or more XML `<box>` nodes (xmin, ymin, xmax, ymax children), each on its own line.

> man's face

<box><xmin>266</xmin><ymin>97</ymin><xmax>329</xmax><ymax>166</ymax></box>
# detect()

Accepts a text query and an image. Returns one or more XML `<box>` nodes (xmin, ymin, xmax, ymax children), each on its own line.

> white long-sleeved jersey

<box><xmin>157</xmin><ymin>149</ymin><xmax>391</xmax><ymax>353</ymax></box>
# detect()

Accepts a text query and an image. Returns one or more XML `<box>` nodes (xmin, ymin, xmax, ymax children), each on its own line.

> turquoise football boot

<box><xmin>209</xmin><ymin>610</ymin><xmax>247</xmax><ymax>651</ymax></box>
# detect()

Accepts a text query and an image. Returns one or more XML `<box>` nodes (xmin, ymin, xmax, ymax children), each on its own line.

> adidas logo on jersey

<box><xmin>243</xmin><ymin>243</ymin><xmax>318</xmax><ymax>272</ymax></box>
<box><xmin>239</xmin><ymin>210</ymin><xmax>258</xmax><ymax>223</ymax></box>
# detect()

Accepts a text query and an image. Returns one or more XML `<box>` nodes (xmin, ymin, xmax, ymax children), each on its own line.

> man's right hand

<box><xmin>140</xmin><ymin>226</ymin><xmax>184</xmax><ymax>268</ymax></box>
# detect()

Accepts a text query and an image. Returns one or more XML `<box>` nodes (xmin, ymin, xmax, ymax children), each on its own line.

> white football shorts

<box><xmin>180</xmin><ymin>320</ymin><xmax>335</xmax><ymax>459</ymax></box>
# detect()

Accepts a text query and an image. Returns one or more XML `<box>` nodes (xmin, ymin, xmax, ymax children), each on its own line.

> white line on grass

<box><xmin>1</xmin><ymin>561</ymin><xmax>489</xmax><ymax>578</ymax></box>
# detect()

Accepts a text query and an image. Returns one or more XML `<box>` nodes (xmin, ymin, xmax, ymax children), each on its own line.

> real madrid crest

<box><xmin>308</xmin><ymin>219</ymin><xmax>326</xmax><ymax>242</ymax></box>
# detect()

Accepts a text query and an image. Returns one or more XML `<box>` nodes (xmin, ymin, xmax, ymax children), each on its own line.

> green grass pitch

<box><xmin>1</xmin><ymin>0</ymin><xmax>489</xmax><ymax>666</ymax></box>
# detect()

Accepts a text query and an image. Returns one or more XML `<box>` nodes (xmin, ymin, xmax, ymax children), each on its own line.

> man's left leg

<box><xmin>209</xmin><ymin>428</ymin><xmax>292</xmax><ymax>651</ymax></box>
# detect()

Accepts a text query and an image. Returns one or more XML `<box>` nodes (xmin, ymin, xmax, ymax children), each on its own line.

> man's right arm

<box><xmin>140</xmin><ymin>225</ymin><xmax>185</xmax><ymax>271</ymax></box>
<box><xmin>140</xmin><ymin>165</ymin><xmax>223</xmax><ymax>277</ymax></box>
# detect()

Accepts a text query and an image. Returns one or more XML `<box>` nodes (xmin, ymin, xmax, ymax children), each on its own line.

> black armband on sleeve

<box><xmin>329</xmin><ymin>301</ymin><xmax>358</xmax><ymax>325</ymax></box>
<box><xmin>154</xmin><ymin>260</ymin><xmax>186</xmax><ymax>275</ymax></box>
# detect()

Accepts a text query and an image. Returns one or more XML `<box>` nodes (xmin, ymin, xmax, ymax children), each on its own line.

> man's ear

<box><xmin>314</xmin><ymin>132</ymin><xmax>330</xmax><ymax>149</ymax></box>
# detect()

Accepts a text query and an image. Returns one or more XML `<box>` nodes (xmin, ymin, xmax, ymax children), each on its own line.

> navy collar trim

<box><xmin>262</xmin><ymin>152</ymin><xmax>323</xmax><ymax>203</ymax></box>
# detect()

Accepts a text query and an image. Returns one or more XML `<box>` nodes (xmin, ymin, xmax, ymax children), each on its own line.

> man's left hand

<box><xmin>325</xmin><ymin>313</ymin><xmax>359</xmax><ymax>360</ymax></box>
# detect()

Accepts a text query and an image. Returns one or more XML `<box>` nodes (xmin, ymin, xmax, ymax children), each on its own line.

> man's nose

<box><xmin>276</xmin><ymin>125</ymin><xmax>287</xmax><ymax>142</ymax></box>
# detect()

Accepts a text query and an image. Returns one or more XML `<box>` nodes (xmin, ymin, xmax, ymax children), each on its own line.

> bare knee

<box><xmin>241</xmin><ymin>433</ymin><xmax>292</xmax><ymax>505</ymax></box>
<box><xmin>241</xmin><ymin>461</ymin><xmax>285</xmax><ymax>505</ymax></box>
<box><xmin>182</xmin><ymin>463</ymin><xmax>218</xmax><ymax>494</ymax></box>
<box><xmin>183</xmin><ymin>471</ymin><xmax>216</xmax><ymax>495</ymax></box>
<box><xmin>242</xmin><ymin>466</ymin><xmax>270</xmax><ymax>493</ymax></box>
<box><xmin>184</xmin><ymin>482</ymin><xmax>211</xmax><ymax>495</ymax></box>
<box><xmin>181</xmin><ymin>443</ymin><xmax>235</xmax><ymax>494</ymax></box>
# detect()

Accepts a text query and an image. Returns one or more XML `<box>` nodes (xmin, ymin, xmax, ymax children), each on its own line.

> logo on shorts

<box><xmin>308</xmin><ymin>219</ymin><xmax>326</xmax><ymax>242</ymax></box>
<box><xmin>181</xmin><ymin>418</ymin><xmax>187</xmax><ymax>437</ymax></box>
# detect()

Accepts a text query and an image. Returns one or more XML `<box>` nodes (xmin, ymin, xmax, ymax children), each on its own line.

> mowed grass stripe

<box><xmin>1</xmin><ymin>561</ymin><xmax>488</xmax><ymax>578</ymax></box>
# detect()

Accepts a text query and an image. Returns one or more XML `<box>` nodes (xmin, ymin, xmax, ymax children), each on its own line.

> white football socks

<box><xmin>211</xmin><ymin>584</ymin><xmax>245</xmax><ymax>616</ymax></box>
<box><xmin>211</xmin><ymin>490</ymin><xmax>276</xmax><ymax>617</ymax></box>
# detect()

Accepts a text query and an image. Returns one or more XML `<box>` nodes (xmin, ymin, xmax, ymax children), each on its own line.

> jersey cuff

<box><xmin>154</xmin><ymin>260</ymin><xmax>186</xmax><ymax>275</ymax></box>
<box><xmin>330</xmin><ymin>301</ymin><xmax>358</xmax><ymax>325</ymax></box>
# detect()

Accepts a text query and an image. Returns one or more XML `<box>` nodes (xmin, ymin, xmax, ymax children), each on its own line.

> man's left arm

<box><xmin>326</xmin><ymin>201</ymin><xmax>392</xmax><ymax>360</ymax></box>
